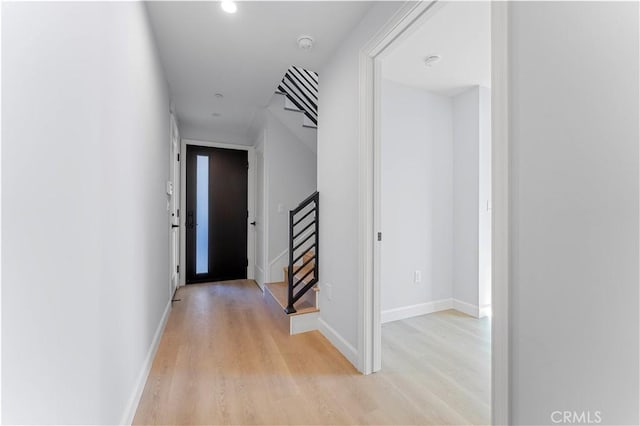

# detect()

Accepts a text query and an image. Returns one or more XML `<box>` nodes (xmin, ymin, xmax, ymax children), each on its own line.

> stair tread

<box><xmin>283</xmin><ymin>265</ymin><xmax>316</xmax><ymax>286</ymax></box>
<box><xmin>264</xmin><ymin>282</ymin><xmax>318</xmax><ymax>316</ymax></box>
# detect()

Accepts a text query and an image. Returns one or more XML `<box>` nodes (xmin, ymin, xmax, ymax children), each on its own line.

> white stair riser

<box><xmin>290</xmin><ymin>311</ymin><xmax>319</xmax><ymax>335</ymax></box>
<box><xmin>284</xmin><ymin>97</ymin><xmax>301</xmax><ymax>112</ymax></box>
<box><xmin>303</xmin><ymin>115</ymin><xmax>317</xmax><ymax>128</ymax></box>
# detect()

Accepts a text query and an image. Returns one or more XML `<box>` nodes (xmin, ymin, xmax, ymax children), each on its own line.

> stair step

<box><xmin>284</xmin><ymin>97</ymin><xmax>303</xmax><ymax>112</ymax></box>
<box><xmin>264</xmin><ymin>282</ymin><xmax>318</xmax><ymax>316</ymax></box>
<box><xmin>283</xmin><ymin>249</ymin><xmax>316</xmax><ymax>287</ymax></box>
<box><xmin>303</xmin><ymin>250</ymin><xmax>315</xmax><ymax>263</ymax></box>
<box><xmin>303</xmin><ymin>115</ymin><xmax>318</xmax><ymax>129</ymax></box>
<box><xmin>283</xmin><ymin>264</ymin><xmax>315</xmax><ymax>286</ymax></box>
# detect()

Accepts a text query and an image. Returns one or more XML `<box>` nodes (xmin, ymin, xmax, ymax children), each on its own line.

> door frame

<box><xmin>169</xmin><ymin>111</ymin><xmax>181</xmax><ymax>297</ymax></box>
<box><xmin>357</xmin><ymin>1</ymin><xmax>510</xmax><ymax>424</ymax></box>
<box><xmin>179</xmin><ymin>138</ymin><xmax>257</xmax><ymax>286</ymax></box>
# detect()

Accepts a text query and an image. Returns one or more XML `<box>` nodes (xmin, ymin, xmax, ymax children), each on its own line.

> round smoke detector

<box><xmin>297</xmin><ymin>36</ymin><xmax>315</xmax><ymax>50</ymax></box>
<box><xmin>424</xmin><ymin>54</ymin><xmax>442</xmax><ymax>67</ymax></box>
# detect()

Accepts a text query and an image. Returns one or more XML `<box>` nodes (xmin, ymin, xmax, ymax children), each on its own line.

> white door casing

<box><xmin>169</xmin><ymin>112</ymin><xmax>181</xmax><ymax>296</ymax></box>
<box><xmin>358</xmin><ymin>1</ymin><xmax>510</xmax><ymax>424</ymax></box>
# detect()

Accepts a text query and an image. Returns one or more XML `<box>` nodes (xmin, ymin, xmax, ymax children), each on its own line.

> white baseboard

<box><xmin>120</xmin><ymin>299</ymin><xmax>172</xmax><ymax>425</ymax></box>
<box><xmin>453</xmin><ymin>299</ymin><xmax>480</xmax><ymax>318</ymax></box>
<box><xmin>254</xmin><ymin>265</ymin><xmax>265</xmax><ymax>290</ymax></box>
<box><xmin>268</xmin><ymin>249</ymin><xmax>289</xmax><ymax>283</ymax></box>
<box><xmin>380</xmin><ymin>298</ymin><xmax>487</xmax><ymax>322</ymax></box>
<box><xmin>290</xmin><ymin>311</ymin><xmax>319</xmax><ymax>335</ymax></box>
<box><xmin>381</xmin><ymin>298</ymin><xmax>453</xmax><ymax>323</ymax></box>
<box><xmin>318</xmin><ymin>318</ymin><xmax>358</xmax><ymax>368</ymax></box>
<box><xmin>479</xmin><ymin>304</ymin><xmax>492</xmax><ymax>318</ymax></box>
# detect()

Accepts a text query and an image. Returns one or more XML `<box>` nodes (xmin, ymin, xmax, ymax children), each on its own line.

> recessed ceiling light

<box><xmin>215</xmin><ymin>93</ymin><xmax>224</xmax><ymax>99</ymax></box>
<box><xmin>212</xmin><ymin>112</ymin><xmax>222</xmax><ymax>117</ymax></box>
<box><xmin>221</xmin><ymin>1</ymin><xmax>237</xmax><ymax>14</ymax></box>
<box><xmin>297</xmin><ymin>36</ymin><xmax>315</xmax><ymax>50</ymax></box>
<box><xmin>424</xmin><ymin>54</ymin><xmax>442</xmax><ymax>67</ymax></box>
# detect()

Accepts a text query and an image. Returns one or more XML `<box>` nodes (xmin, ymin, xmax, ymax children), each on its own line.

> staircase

<box><xmin>267</xmin><ymin>93</ymin><xmax>317</xmax><ymax>154</ymax></box>
<box><xmin>263</xmin><ymin>67</ymin><xmax>320</xmax><ymax>335</ymax></box>
<box><xmin>277</xmin><ymin>65</ymin><xmax>318</xmax><ymax>128</ymax></box>
<box><xmin>267</xmin><ymin>65</ymin><xmax>318</xmax><ymax>154</ymax></box>
<box><xmin>264</xmin><ymin>191</ymin><xmax>320</xmax><ymax>335</ymax></box>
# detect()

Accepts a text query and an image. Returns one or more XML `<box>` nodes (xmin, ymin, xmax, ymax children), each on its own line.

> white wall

<box><xmin>452</xmin><ymin>88</ymin><xmax>480</xmax><ymax>308</ymax></box>
<box><xmin>379</xmin><ymin>81</ymin><xmax>491</xmax><ymax>321</ymax></box>
<box><xmin>252</xmin><ymin>109</ymin><xmax>317</xmax><ymax>285</ymax></box>
<box><xmin>317</xmin><ymin>1</ymin><xmax>402</xmax><ymax>360</ymax></box>
<box><xmin>265</xmin><ymin>111</ymin><xmax>317</xmax><ymax>266</ymax></box>
<box><xmin>509</xmin><ymin>2</ymin><xmax>638</xmax><ymax>424</ymax></box>
<box><xmin>2</xmin><ymin>3</ymin><xmax>172</xmax><ymax>424</ymax></box>
<box><xmin>451</xmin><ymin>85</ymin><xmax>492</xmax><ymax>316</ymax></box>
<box><xmin>380</xmin><ymin>79</ymin><xmax>453</xmax><ymax>312</ymax></box>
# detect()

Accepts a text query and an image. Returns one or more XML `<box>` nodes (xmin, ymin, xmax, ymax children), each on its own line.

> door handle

<box><xmin>171</xmin><ymin>224</ymin><xmax>180</xmax><ymax>229</ymax></box>
<box><xmin>250</xmin><ymin>221</ymin><xmax>256</xmax><ymax>226</ymax></box>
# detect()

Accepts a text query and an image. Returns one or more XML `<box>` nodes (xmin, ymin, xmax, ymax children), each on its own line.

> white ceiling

<box><xmin>146</xmin><ymin>1</ymin><xmax>373</xmax><ymax>145</ymax></box>
<box><xmin>382</xmin><ymin>1</ymin><xmax>491</xmax><ymax>96</ymax></box>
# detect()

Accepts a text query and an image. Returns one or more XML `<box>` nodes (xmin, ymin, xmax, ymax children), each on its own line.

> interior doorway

<box><xmin>359</xmin><ymin>1</ymin><xmax>501</xmax><ymax>423</ymax></box>
<box><xmin>169</xmin><ymin>113</ymin><xmax>181</xmax><ymax>297</ymax></box>
<box><xmin>185</xmin><ymin>145</ymin><xmax>249</xmax><ymax>283</ymax></box>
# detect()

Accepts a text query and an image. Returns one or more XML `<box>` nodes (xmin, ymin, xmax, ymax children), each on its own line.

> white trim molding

<box><xmin>358</xmin><ymin>0</ymin><xmax>443</xmax><ymax>377</ymax></box>
<box><xmin>452</xmin><ymin>299</ymin><xmax>480</xmax><ymax>318</ymax></box>
<box><xmin>254</xmin><ymin>265</ymin><xmax>265</xmax><ymax>290</ymax></box>
<box><xmin>290</xmin><ymin>311</ymin><xmax>319</xmax><ymax>335</ymax></box>
<box><xmin>318</xmin><ymin>318</ymin><xmax>359</xmax><ymax>368</ymax></box>
<box><xmin>480</xmin><ymin>304</ymin><xmax>492</xmax><ymax>319</ymax></box>
<box><xmin>120</xmin><ymin>300</ymin><xmax>172</xmax><ymax>425</ymax></box>
<box><xmin>358</xmin><ymin>1</ymin><xmax>510</xmax><ymax>424</ymax></box>
<box><xmin>381</xmin><ymin>299</ymin><xmax>491</xmax><ymax>324</ymax></box>
<box><xmin>381</xmin><ymin>299</ymin><xmax>452</xmax><ymax>324</ymax></box>
<box><xmin>268</xmin><ymin>248</ymin><xmax>289</xmax><ymax>284</ymax></box>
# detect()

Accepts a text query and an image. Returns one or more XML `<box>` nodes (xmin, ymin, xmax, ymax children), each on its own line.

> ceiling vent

<box><xmin>424</xmin><ymin>54</ymin><xmax>442</xmax><ymax>67</ymax></box>
<box><xmin>297</xmin><ymin>36</ymin><xmax>315</xmax><ymax>50</ymax></box>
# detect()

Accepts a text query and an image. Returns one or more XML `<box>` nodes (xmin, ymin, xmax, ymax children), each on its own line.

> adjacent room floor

<box><xmin>133</xmin><ymin>280</ymin><xmax>490</xmax><ymax>425</ymax></box>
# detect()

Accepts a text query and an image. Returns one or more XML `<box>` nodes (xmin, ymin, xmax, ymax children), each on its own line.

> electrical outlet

<box><xmin>414</xmin><ymin>270</ymin><xmax>421</xmax><ymax>284</ymax></box>
<box><xmin>325</xmin><ymin>283</ymin><xmax>333</xmax><ymax>301</ymax></box>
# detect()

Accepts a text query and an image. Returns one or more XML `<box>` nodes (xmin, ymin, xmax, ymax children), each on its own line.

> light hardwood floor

<box><xmin>133</xmin><ymin>280</ymin><xmax>490</xmax><ymax>425</ymax></box>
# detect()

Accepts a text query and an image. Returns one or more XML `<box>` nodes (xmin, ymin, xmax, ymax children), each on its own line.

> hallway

<box><xmin>133</xmin><ymin>281</ymin><xmax>490</xmax><ymax>425</ymax></box>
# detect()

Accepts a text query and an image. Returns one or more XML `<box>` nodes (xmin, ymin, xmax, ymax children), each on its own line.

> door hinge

<box><xmin>177</xmin><ymin>265</ymin><xmax>180</xmax><ymax>273</ymax></box>
<box><xmin>377</xmin><ymin>232</ymin><xmax>382</xmax><ymax>242</ymax></box>
<box><xmin>177</xmin><ymin>153</ymin><xmax>180</xmax><ymax>162</ymax></box>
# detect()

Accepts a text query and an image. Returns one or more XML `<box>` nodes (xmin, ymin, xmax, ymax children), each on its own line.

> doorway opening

<box><xmin>183</xmin><ymin>143</ymin><xmax>251</xmax><ymax>284</ymax></box>
<box><xmin>358</xmin><ymin>0</ymin><xmax>508</xmax><ymax>423</ymax></box>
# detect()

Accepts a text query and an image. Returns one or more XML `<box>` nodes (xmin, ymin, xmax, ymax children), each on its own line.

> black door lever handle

<box><xmin>171</xmin><ymin>224</ymin><xmax>180</xmax><ymax>228</ymax></box>
<box><xmin>250</xmin><ymin>221</ymin><xmax>256</xmax><ymax>226</ymax></box>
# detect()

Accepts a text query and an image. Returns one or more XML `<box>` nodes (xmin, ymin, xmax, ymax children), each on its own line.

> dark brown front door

<box><xmin>185</xmin><ymin>146</ymin><xmax>248</xmax><ymax>283</ymax></box>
